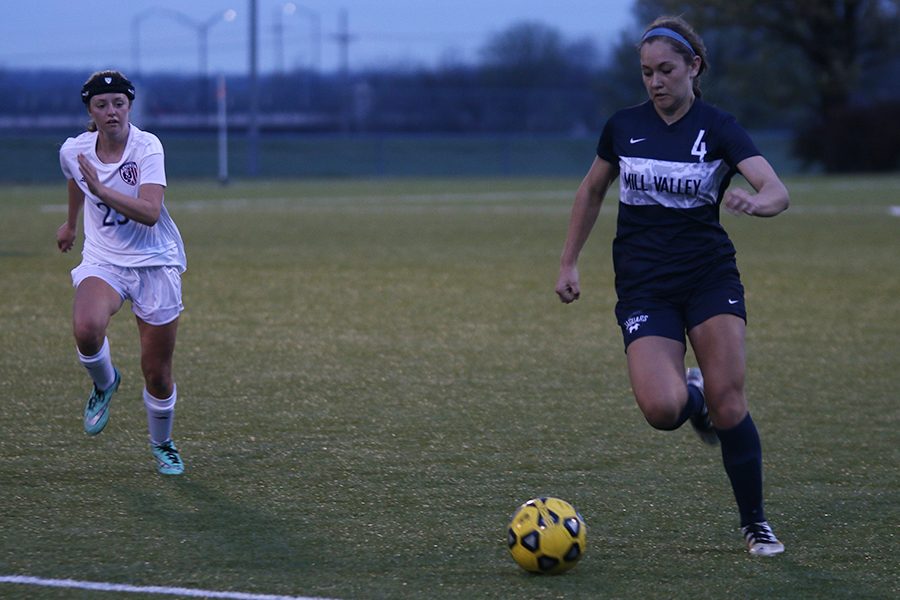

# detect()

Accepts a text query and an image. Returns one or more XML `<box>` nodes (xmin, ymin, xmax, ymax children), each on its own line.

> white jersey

<box><xmin>60</xmin><ymin>125</ymin><xmax>186</xmax><ymax>270</ymax></box>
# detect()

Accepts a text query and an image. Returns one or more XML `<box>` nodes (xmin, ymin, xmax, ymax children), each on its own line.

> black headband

<box><xmin>81</xmin><ymin>74</ymin><xmax>135</xmax><ymax>104</ymax></box>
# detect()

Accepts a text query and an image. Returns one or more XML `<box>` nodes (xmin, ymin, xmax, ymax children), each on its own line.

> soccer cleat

<box><xmin>83</xmin><ymin>367</ymin><xmax>120</xmax><ymax>436</ymax></box>
<box><xmin>151</xmin><ymin>439</ymin><xmax>184</xmax><ymax>475</ymax></box>
<box><xmin>742</xmin><ymin>521</ymin><xmax>785</xmax><ymax>556</ymax></box>
<box><xmin>686</xmin><ymin>368</ymin><xmax>718</xmax><ymax>446</ymax></box>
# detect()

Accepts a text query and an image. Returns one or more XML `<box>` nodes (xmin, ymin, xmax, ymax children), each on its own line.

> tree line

<box><xmin>1</xmin><ymin>0</ymin><xmax>897</xmax><ymax>173</ymax></box>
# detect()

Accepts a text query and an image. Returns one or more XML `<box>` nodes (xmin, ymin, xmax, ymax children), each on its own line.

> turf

<box><xmin>1</xmin><ymin>175</ymin><xmax>898</xmax><ymax>599</ymax></box>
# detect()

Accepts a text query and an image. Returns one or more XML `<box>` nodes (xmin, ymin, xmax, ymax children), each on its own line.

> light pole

<box><xmin>131</xmin><ymin>8</ymin><xmax>237</xmax><ymax>78</ymax></box>
<box><xmin>199</xmin><ymin>9</ymin><xmax>238</xmax><ymax>77</ymax></box>
<box><xmin>274</xmin><ymin>3</ymin><xmax>290</xmax><ymax>74</ymax></box>
<box><xmin>334</xmin><ymin>8</ymin><xmax>355</xmax><ymax>131</ymax></box>
<box><xmin>277</xmin><ymin>2</ymin><xmax>321</xmax><ymax>72</ymax></box>
<box><xmin>277</xmin><ymin>2</ymin><xmax>321</xmax><ymax>108</ymax></box>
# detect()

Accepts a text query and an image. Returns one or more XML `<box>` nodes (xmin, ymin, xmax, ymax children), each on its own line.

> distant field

<box><xmin>0</xmin><ymin>129</ymin><xmax>802</xmax><ymax>183</ymax></box>
<box><xmin>1</xmin><ymin>175</ymin><xmax>898</xmax><ymax>599</ymax></box>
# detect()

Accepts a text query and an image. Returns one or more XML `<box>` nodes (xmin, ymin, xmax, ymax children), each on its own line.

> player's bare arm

<box><xmin>57</xmin><ymin>178</ymin><xmax>85</xmax><ymax>252</ymax></box>
<box><xmin>76</xmin><ymin>153</ymin><xmax>164</xmax><ymax>226</ymax></box>
<box><xmin>725</xmin><ymin>155</ymin><xmax>790</xmax><ymax>217</ymax></box>
<box><xmin>556</xmin><ymin>156</ymin><xmax>616</xmax><ymax>303</ymax></box>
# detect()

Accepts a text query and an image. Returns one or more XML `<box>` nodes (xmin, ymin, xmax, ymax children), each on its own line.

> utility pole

<box><xmin>248</xmin><ymin>0</ymin><xmax>260</xmax><ymax>177</ymax></box>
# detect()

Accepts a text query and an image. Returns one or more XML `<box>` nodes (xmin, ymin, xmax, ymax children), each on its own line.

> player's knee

<box><xmin>706</xmin><ymin>384</ymin><xmax>747</xmax><ymax>429</ymax></box>
<box><xmin>639</xmin><ymin>401</ymin><xmax>682</xmax><ymax>430</ymax></box>
<box><xmin>72</xmin><ymin>320</ymin><xmax>105</xmax><ymax>354</ymax></box>
<box><xmin>710</xmin><ymin>402</ymin><xmax>746</xmax><ymax>430</ymax></box>
<box><xmin>142</xmin><ymin>368</ymin><xmax>173</xmax><ymax>398</ymax></box>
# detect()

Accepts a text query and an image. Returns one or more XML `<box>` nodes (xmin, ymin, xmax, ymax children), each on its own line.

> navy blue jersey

<box><xmin>596</xmin><ymin>99</ymin><xmax>760</xmax><ymax>298</ymax></box>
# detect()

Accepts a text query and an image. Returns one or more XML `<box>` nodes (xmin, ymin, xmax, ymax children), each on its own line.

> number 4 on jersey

<box><xmin>691</xmin><ymin>129</ymin><xmax>707</xmax><ymax>162</ymax></box>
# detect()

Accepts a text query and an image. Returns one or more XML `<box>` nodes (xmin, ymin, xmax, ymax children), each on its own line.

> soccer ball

<box><xmin>507</xmin><ymin>497</ymin><xmax>586</xmax><ymax>574</ymax></box>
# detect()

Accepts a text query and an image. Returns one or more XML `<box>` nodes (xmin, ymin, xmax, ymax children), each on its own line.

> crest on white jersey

<box><xmin>119</xmin><ymin>161</ymin><xmax>138</xmax><ymax>186</ymax></box>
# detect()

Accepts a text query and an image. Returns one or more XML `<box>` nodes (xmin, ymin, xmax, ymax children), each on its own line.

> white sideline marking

<box><xmin>0</xmin><ymin>575</ymin><xmax>335</xmax><ymax>600</ymax></box>
<box><xmin>39</xmin><ymin>190</ymin><xmax>573</xmax><ymax>214</ymax></box>
<box><xmin>890</xmin><ymin>206</ymin><xmax>900</xmax><ymax>217</ymax></box>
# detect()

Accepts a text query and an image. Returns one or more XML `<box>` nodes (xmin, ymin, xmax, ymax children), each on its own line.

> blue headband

<box><xmin>641</xmin><ymin>27</ymin><xmax>696</xmax><ymax>56</ymax></box>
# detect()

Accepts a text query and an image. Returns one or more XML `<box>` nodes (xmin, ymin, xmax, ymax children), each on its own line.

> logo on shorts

<box><xmin>624</xmin><ymin>313</ymin><xmax>649</xmax><ymax>334</ymax></box>
<box><xmin>119</xmin><ymin>161</ymin><xmax>138</xmax><ymax>186</ymax></box>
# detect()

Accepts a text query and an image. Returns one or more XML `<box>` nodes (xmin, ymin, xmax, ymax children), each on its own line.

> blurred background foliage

<box><xmin>1</xmin><ymin>0</ymin><xmax>897</xmax><ymax>174</ymax></box>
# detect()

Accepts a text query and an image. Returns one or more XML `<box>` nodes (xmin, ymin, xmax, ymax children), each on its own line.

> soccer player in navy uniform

<box><xmin>57</xmin><ymin>71</ymin><xmax>186</xmax><ymax>475</ymax></box>
<box><xmin>555</xmin><ymin>16</ymin><xmax>789</xmax><ymax>556</ymax></box>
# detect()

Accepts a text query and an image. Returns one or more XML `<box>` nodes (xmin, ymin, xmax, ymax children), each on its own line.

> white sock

<box><xmin>77</xmin><ymin>337</ymin><xmax>116</xmax><ymax>391</ymax></box>
<box><xmin>144</xmin><ymin>385</ymin><xmax>177</xmax><ymax>445</ymax></box>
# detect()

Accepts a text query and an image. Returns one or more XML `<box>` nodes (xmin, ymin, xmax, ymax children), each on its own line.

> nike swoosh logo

<box><xmin>728</xmin><ymin>299</ymin><xmax>740</xmax><ymax>305</ymax></box>
<box><xmin>629</xmin><ymin>137</ymin><xmax>646</xmax><ymax>144</ymax></box>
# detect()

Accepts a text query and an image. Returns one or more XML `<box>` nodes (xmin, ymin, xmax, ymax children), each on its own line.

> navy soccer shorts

<box><xmin>614</xmin><ymin>261</ymin><xmax>747</xmax><ymax>350</ymax></box>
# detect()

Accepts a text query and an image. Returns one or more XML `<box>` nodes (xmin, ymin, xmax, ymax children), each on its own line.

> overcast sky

<box><xmin>1</xmin><ymin>0</ymin><xmax>637</xmax><ymax>76</ymax></box>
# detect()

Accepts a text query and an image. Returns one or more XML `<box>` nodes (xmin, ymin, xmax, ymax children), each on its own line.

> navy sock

<box><xmin>665</xmin><ymin>382</ymin><xmax>704</xmax><ymax>430</ymax></box>
<box><xmin>717</xmin><ymin>413</ymin><xmax>766</xmax><ymax>527</ymax></box>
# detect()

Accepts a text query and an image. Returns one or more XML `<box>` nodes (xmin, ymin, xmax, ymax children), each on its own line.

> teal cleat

<box><xmin>83</xmin><ymin>367</ymin><xmax>120</xmax><ymax>436</ymax></box>
<box><xmin>151</xmin><ymin>439</ymin><xmax>184</xmax><ymax>475</ymax></box>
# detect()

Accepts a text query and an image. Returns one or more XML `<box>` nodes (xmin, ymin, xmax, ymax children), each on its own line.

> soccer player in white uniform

<box><xmin>56</xmin><ymin>70</ymin><xmax>186</xmax><ymax>475</ymax></box>
<box><xmin>555</xmin><ymin>17</ymin><xmax>789</xmax><ymax>555</ymax></box>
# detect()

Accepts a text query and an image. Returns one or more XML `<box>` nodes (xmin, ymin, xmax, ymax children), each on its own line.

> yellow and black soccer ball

<box><xmin>507</xmin><ymin>497</ymin><xmax>587</xmax><ymax>574</ymax></box>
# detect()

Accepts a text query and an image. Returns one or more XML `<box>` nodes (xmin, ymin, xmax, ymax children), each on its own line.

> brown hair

<box><xmin>639</xmin><ymin>16</ymin><xmax>708</xmax><ymax>99</ymax></box>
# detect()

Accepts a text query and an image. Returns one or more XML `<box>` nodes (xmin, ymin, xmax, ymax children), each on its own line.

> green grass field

<box><xmin>1</xmin><ymin>175</ymin><xmax>898</xmax><ymax>599</ymax></box>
